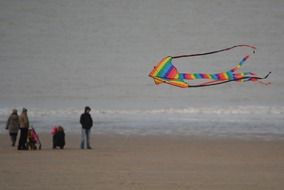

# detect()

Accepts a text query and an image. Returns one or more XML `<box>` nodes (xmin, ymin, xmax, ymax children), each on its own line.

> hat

<box><xmin>85</xmin><ymin>106</ymin><xmax>91</xmax><ymax>111</ymax></box>
<box><xmin>22</xmin><ymin>108</ymin><xmax>28</xmax><ymax>112</ymax></box>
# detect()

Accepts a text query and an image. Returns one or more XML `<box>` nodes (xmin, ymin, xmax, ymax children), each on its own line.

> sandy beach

<box><xmin>1</xmin><ymin>133</ymin><xmax>284</xmax><ymax>190</ymax></box>
<box><xmin>0</xmin><ymin>0</ymin><xmax>283</xmax><ymax>189</ymax></box>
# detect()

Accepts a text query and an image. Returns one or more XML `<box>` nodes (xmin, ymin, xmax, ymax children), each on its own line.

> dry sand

<box><xmin>1</xmin><ymin>133</ymin><xmax>284</xmax><ymax>190</ymax></box>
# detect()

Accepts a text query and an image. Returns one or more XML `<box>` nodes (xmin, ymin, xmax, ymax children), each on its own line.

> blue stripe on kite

<box><xmin>164</xmin><ymin>64</ymin><xmax>176</xmax><ymax>78</ymax></box>
<box><xmin>211</xmin><ymin>74</ymin><xmax>218</xmax><ymax>80</ymax></box>
<box><xmin>194</xmin><ymin>73</ymin><xmax>202</xmax><ymax>79</ymax></box>
<box><xmin>179</xmin><ymin>73</ymin><xmax>185</xmax><ymax>80</ymax></box>
<box><xmin>157</xmin><ymin>61</ymin><xmax>172</xmax><ymax>77</ymax></box>
<box><xmin>240</xmin><ymin>55</ymin><xmax>249</xmax><ymax>66</ymax></box>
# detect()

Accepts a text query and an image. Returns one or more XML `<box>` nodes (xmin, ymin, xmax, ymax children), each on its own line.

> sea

<box><xmin>0</xmin><ymin>0</ymin><xmax>283</xmax><ymax>140</ymax></box>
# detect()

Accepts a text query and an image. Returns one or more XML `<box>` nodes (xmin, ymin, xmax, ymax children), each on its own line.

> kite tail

<box><xmin>230</xmin><ymin>54</ymin><xmax>251</xmax><ymax>72</ymax></box>
<box><xmin>179</xmin><ymin>50</ymin><xmax>256</xmax><ymax>81</ymax></box>
<box><xmin>187</xmin><ymin>72</ymin><xmax>271</xmax><ymax>88</ymax></box>
<box><xmin>172</xmin><ymin>44</ymin><xmax>256</xmax><ymax>59</ymax></box>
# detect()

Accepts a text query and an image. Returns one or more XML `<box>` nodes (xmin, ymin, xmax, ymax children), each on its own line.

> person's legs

<box><xmin>9</xmin><ymin>133</ymin><xmax>17</xmax><ymax>146</ymax></box>
<box><xmin>53</xmin><ymin>135</ymin><xmax>56</xmax><ymax>149</ymax></box>
<box><xmin>18</xmin><ymin>128</ymin><xmax>24</xmax><ymax>150</ymax></box>
<box><xmin>86</xmin><ymin>129</ymin><xmax>91</xmax><ymax>149</ymax></box>
<box><xmin>22</xmin><ymin>128</ymin><xmax>28</xmax><ymax>150</ymax></box>
<box><xmin>81</xmin><ymin>128</ymin><xmax>86</xmax><ymax>149</ymax></box>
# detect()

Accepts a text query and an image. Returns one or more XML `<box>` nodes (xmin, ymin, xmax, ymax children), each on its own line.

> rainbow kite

<box><xmin>149</xmin><ymin>45</ymin><xmax>271</xmax><ymax>88</ymax></box>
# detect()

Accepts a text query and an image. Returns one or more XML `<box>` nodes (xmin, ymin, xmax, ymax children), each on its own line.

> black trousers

<box><xmin>18</xmin><ymin>128</ymin><xmax>28</xmax><ymax>150</ymax></box>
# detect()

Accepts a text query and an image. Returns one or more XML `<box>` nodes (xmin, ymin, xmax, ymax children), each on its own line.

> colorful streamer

<box><xmin>149</xmin><ymin>45</ymin><xmax>270</xmax><ymax>88</ymax></box>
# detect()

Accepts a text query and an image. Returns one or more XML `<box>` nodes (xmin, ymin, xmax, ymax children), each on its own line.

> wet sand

<box><xmin>1</xmin><ymin>133</ymin><xmax>284</xmax><ymax>190</ymax></box>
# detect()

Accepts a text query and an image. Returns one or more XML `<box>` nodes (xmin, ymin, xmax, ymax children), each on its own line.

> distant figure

<box><xmin>27</xmin><ymin>127</ymin><xmax>42</xmax><ymax>150</ymax></box>
<box><xmin>6</xmin><ymin>109</ymin><xmax>20</xmax><ymax>147</ymax></box>
<box><xmin>52</xmin><ymin>126</ymin><xmax>65</xmax><ymax>149</ymax></box>
<box><xmin>27</xmin><ymin>129</ymin><xmax>37</xmax><ymax>150</ymax></box>
<box><xmin>80</xmin><ymin>106</ymin><xmax>93</xmax><ymax>149</ymax></box>
<box><xmin>18</xmin><ymin>108</ymin><xmax>29</xmax><ymax>150</ymax></box>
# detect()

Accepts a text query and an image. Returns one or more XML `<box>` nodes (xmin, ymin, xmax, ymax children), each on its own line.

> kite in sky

<box><xmin>149</xmin><ymin>45</ymin><xmax>271</xmax><ymax>88</ymax></box>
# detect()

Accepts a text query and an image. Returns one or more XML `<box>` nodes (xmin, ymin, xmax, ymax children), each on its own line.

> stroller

<box><xmin>27</xmin><ymin>127</ymin><xmax>42</xmax><ymax>150</ymax></box>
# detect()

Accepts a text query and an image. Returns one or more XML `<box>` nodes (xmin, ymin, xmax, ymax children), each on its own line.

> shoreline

<box><xmin>1</xmin><ymin>132</ymin><xmax>284</xmax><ymax>150</ymax></box>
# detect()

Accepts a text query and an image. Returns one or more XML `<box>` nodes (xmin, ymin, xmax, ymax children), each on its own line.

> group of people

<box><xmin>5</xmin><ymin>106</ymin><xmax>94</xmax><ymax>150</ymax></box>
<box><xmin>6</xmin><ymin>108</ymin><xmax>30</xmax><ymax>150</ymax></box>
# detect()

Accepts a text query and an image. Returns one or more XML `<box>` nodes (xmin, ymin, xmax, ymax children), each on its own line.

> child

<box><xmin>27</xmin><ymin>129</ymin><xmax>37</xmax><ymax>150</ymax></box>
<box><xmin>52</xmin><ymin>126</ymin><xmax>65</xmax><ymax>149</ymax></box>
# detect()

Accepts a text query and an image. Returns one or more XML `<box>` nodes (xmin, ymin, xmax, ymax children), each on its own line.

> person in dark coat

<box><xmin>80</xmin><ymin>106</ymin><xmax>93</xmax><ymax>149</ymax></box>
<box><xmin>6</xmin><ymin>109</ymin><xmax>20</xmax><ymax>147</ymax></box>
<box><xmin>52</xmin><ymin>126</ymin><xmax>65</xmax><ymax>149</ymax></box>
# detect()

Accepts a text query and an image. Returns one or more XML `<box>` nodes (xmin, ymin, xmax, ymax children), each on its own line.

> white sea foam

<box><xmin>1</xmin><ymin>106</ymin><xmax>283</xmax><ymax>139</ymax></box>
<box><xmin>1</xmin><ymin>106</ymin><xmax>283</xmax><ymax>118</ymax></box>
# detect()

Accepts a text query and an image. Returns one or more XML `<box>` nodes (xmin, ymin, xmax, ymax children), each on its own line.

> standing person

<box><xmin>5</xmin><ymin>109</ymin><xmax>20</xmax><ymax>147</ymax></box>
<box><xmin>18</xmin><ymin>108</ymin><xmax>29</xmax><ymax>150</ymax></box>
<box><xmin>80</xmin><ymin>106</ymin><xmax>93</xmax><ymax>149</ymax></box>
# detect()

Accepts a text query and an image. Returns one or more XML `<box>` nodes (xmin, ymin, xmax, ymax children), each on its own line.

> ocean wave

<box><xmin>1</xmin><ymin>106</ymin><xmax>284</xmax><ymax>138</ymax></box>
<box><xmin>0</xmin><ymin>106</ymin><xmax>284</xmax><ymax>118</ymax></box>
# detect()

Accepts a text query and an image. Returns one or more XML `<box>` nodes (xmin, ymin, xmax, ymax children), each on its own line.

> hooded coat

<box><xmin>6</xmin><ymin>113</ymin><xmax>20</xmax><ymax>133</ymax></box>
<box><xmin>80</xmin><ymin>112</ymin><xmax>93</xmax><ymax>129</ymax></box>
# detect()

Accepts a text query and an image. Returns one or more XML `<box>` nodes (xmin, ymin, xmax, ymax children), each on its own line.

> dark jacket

<box><xmin>53</xmin><ymin>131</ymin><xmax>65</xmax><ymax>148</ymax></box>
<box><xmin>6</xmin><ymin>113</ymin><xmax>20</xmax><ymax>133</ymax></box>
<box><xmin>80</xmin><ymin>112</ymin><xmax>93</xmax><ymax>129</ymax></box>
